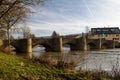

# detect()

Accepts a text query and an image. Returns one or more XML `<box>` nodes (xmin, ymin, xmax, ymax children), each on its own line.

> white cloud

<box><xmin>27</xmin><ymin>0</ymin><xmax>120</xmax><ymax>36</ymax></box>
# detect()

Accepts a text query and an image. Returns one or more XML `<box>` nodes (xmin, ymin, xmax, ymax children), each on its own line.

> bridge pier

<box><xmin>52</xmin><ymin>37</ymin><xmax>62</xmax><ymax>52</ymax></box>
<box><xmin>26</xmin><ymin>38</ymin><xmax>32</xmax><ymax>53</ymax></box>
<box><xmin>11</xmin><ymin>38</ymin><xmax>32</xmax><ymax>53</ymax></box>
<box><xmin>113</xmin><ymin>40</ymin><xmax>115</xmax><ymax>49</ymax></box>
<box><xmin>71</xmin><ymin>37</ymin><xmax>87</xmax><ymax>51</ymax></box>
<box><xmin>98</xmin><ymin>38</ymin><xmax>102</xmax><ymax>49</ymax></box>
<box><xmin>80</xmin><ymin>36</ymin><xmax>87</xmax><ymax>51</ymax></box>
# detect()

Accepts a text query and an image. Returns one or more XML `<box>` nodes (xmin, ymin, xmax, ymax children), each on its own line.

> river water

<box><xmin>18</xmin><ymin>46</ymin><xmax>120</xmax><ymax>71</ymax></box>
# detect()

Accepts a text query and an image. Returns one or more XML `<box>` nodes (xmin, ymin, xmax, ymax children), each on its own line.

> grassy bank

<box><xmin>0</xmin><ymin>52</ymin><xmax>61</xmax><ymax>79</ymax></box>
<box><xmin>0</xmin><ymin>52</ymin><xmax>118</xmax><ymax>80</ymax></box>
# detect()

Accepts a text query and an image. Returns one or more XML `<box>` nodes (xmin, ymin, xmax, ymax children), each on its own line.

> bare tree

<box><xmin>85</xmin><ymin>26</ymin><xmax>90</xmax><ymax>33</ymax></box>
<box><xmin>0</xmin><ymin>0</ymin><xmax>45</xmax><ymax>53</ymax></box>
<box><xmin>0</xmin><ymin>0</ymin><xmax>44</xmax><ymax>19</ymax></box>
<box><xmin>21</xmin><ymin>24</ymin><xmax>31</xmax><ymax>38</ymax></box>
<box><xmin>0</xmin><ymin>29</ymin><xmax>6</xmax><ymax>39</ymax></box>
<box><xmin>1</xmin><ymin>3</ymin><xmax>26</xmax><ymax>53</ymax></box>
<box><xmin>85</xmin><ymin>26</ymin><xmax>91</xmax><ymax>38</ymax></box>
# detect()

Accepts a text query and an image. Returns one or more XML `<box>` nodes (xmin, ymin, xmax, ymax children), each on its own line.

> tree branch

<box><xmin>0</xmin><ymin>0</ymin><xmax>18</xmax><ymax>19</ymax></box>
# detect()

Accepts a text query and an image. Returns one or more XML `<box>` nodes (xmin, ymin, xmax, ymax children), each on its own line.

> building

<box><xmin>90</xmin><ymin>27</ymin><xmax>120</xmax><ymax>42</ymax></box>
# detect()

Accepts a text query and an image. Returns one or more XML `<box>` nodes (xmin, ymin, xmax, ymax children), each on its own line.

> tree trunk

<box><xmin>7</xmin><ymin>27</ymin><xmax>11</xmax><ymax>53</ymax></box>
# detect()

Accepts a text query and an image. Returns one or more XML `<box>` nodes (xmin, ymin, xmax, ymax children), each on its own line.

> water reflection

<box><xmin>32</xmin><ymin>45</ymin><xmax>45</xmax><ymax>52</ymax></box>
<box><xmin>32</xmin><ymin>45</ymin><xmax>45</xmax><ymax>58</ymax></box>
<box><xmin>62</xmin><ymin>44</ymin><xmax>70</xmax><ymax>53</ymax></box>
<box><xmin>75</xmin><ymin>49</ymin><xmax>120</xmax><ymax>71</ymax></box>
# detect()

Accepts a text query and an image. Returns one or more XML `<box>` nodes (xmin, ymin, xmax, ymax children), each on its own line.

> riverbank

<box><xmin>0</xmin><ymin>52</ymin><xmax>118</xmax><ymax>80</ymax></box>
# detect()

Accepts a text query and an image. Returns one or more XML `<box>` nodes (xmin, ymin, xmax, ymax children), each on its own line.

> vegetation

<box><xmin>0</xmin><ymin>52</ymin><xmax>119</xmax><ymax>80</ymax></box>
<box><xmin>0</xmin><ymin>0</ymin><xmax>45</xmax><ymax>53</ymax></box>
<box><xmin>20</xmin><ymin>23</ymin><xmax>31</xmax><ymax>38</ymax></box>
<box><xmin>0</xmin><ymin>52</ymin><xmax>62</xmax><ymax>80</ymax></box>
<box><xmin>0</xmin><ymin>0</ymin><xmax>120</xmax><ymax>80</ymax></box>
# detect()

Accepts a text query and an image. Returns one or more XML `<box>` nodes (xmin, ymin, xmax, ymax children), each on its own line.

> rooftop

<box><xmin>91</xmin><ymin>27</ymin><xmax>120</xmax><ymax>34</ymax></box>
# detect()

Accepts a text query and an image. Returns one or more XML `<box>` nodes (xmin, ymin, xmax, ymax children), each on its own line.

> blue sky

<box><xmin>26</xmin><ymin>0</ymin><xmax>120</xmax><ymax>37</ymax></box>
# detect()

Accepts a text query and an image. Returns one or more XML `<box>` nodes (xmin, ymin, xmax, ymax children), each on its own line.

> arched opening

<box><xmin>101</xmin><ymin>43</ymin><xmax>109</xmax><ymax>49</ymax></box>
<box><xmin>9</xmin><ymin>45</ymin><xmax>16</xmax><ymax>54</ymax></box>
<box><xmin>32</xmin><ymin>45</ymin><xmax>45</xmax><ymax>52</ymax></box>
<box><xmin>32</xmin><ymin>43</ymin><xmax>52</xmax><ymax>52</ymax></box>
<box><xmin>62</xmin><ymin>44</ymin><xmax>70</xmax><ymax>52</ymax></box>
<box><xmin>87</xmin><ymin>43</ymin><xmax>96</xmax><ymax>50</ymax></box>
<box><xmin>32</xmin><ymin>44</ymin><xmax>46</xmax><ymax>58</ymax></box>
<box><xmin>7</xmin><ymin>44</ymin><xmax>21</xmax><ymax>55</ymax></box>
<box><xmin>115</xmin><ymin>43</ymin><xmax>120</xmax><ymax>48</ymax></box>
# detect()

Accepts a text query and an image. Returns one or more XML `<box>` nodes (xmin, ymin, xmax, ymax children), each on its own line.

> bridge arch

<box><xmin>63</xmin><ymin>42</ymin><xmax>79</xmax><ymax>51</ymax></box>
<box><xmin>101</xmin><ymin>42</ymin><xmax>109</xmax><ymax>49</ymax></box>
<box><xmin>32</xmin><ymin>45</ymin><xmax>45</xmax><ymax>52</ymax></box>
<box><xmin>87</xmin><ymin>42</ymin><xmax>97</xmax><ymax>50</ymax></box>
<box><xmin>62</xmin><ymin>43</ymin><xmax>71</xmax><ymax>52</ymax></box>
<box><xmin>10</xmin><ymin>44</ymin><xmax>19</xmax><ymax>52</ymax></box>
<box><xmin>32</xmin><ymin>43</ymin><xmax>52</xmax><ymax>52</ymax></box>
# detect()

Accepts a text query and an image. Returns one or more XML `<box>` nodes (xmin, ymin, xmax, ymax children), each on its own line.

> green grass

<box><xmin>0</xmin><ymin>52</ymin><xmax>116</xmax><ymax>80</ymax></box>
<box><xmin>0</xmin><ymin>52</ymin><xmax>63</xmax><ymax>80</ymax></box>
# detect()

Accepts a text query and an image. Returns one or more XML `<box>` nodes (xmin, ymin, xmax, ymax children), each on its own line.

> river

<box><xmin>17</xmin><ymin>46</ymin><xmax>120</xmax><ymax>72</ymax></box>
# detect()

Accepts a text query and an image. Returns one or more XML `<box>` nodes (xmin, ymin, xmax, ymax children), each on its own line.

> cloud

<box><xmin>26</xmin><ymin>0</ymin><xmax>120</xmax><ymax>36</ymax></box>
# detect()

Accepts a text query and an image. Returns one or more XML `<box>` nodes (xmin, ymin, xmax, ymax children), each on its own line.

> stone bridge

<box><xmin>87</xmin><ymin>39</ymin><xmax>115</xmax><ymax>50</ymax></box>
<box><xmin>0</xmin><ymin>35</ymin><xmax>116</xmax><ymax>53</ymax></box>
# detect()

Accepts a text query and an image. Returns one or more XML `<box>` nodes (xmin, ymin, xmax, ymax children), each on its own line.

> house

<box><xmin>90</xmin><ymin>27</ymin><xmax>120</xmax><ymax>42</ymax></box>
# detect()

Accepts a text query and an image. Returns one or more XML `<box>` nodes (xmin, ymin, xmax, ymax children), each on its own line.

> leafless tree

<box><xmin>21</xmin><ymin>24</ymin><xmax>31</xmax><ymax>38</ymax></box>
<box><xmin>0</xmin><ymin>0</ymin><xmax>45</xmax><ymax>53</ymax></box>
<box><xmin>1</xmin><ymin>3</ymin><xmax>25</xmax><ymax>53</ymax></box>
<box><xmin>0</xmin><ymin>0</ymin><xmax>44</xmax><ymax>19</ymax></box>
<box><xmin>85</xmin><ymin>26</ymin><xmax>90</xmax><ymax>33</ymax></box>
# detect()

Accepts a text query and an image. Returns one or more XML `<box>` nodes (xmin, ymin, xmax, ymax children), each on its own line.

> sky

<box><xmin>26</xmin><ymin>0</ymin><xmax>120</xmax><ymax>37</ymax></box>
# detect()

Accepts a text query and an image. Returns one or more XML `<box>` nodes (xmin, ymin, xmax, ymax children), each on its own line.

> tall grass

<box><xmin>31</xmin><ymin>52</ymin><xmax>120</xmax><ymax>80</ymax></box>
<box><xmin>32</xmin><ymin>52</ymin><xmax>86</xmax><ymax>71</ymax></box>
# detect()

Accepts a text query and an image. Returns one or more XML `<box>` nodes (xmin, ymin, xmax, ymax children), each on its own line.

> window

<box><xmin>116</xmin><ymin>34</ymin><xmax>119</xmax><ymax>37</ymax></box>
<box><xmin>113</xmin><ymin>38</ymin><xmax>119</xmax><ymax>40</ymax></box>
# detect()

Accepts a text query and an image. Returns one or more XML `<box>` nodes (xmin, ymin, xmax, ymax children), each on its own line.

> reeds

<box><xmin>31</xmin><ymin>52</ymin><xmax>120</xmax><ymax>80</ymax></box>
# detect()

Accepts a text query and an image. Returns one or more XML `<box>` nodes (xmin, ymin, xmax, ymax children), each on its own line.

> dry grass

<box><xmin>31</xmin><ymin>52</ymin><xmax>120</xmax><ymax>80</ymax></box>
<box><xmin>32</xmin><ymin>52</ymin><xmax>86</xmax><ymax>71</ymax></box>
